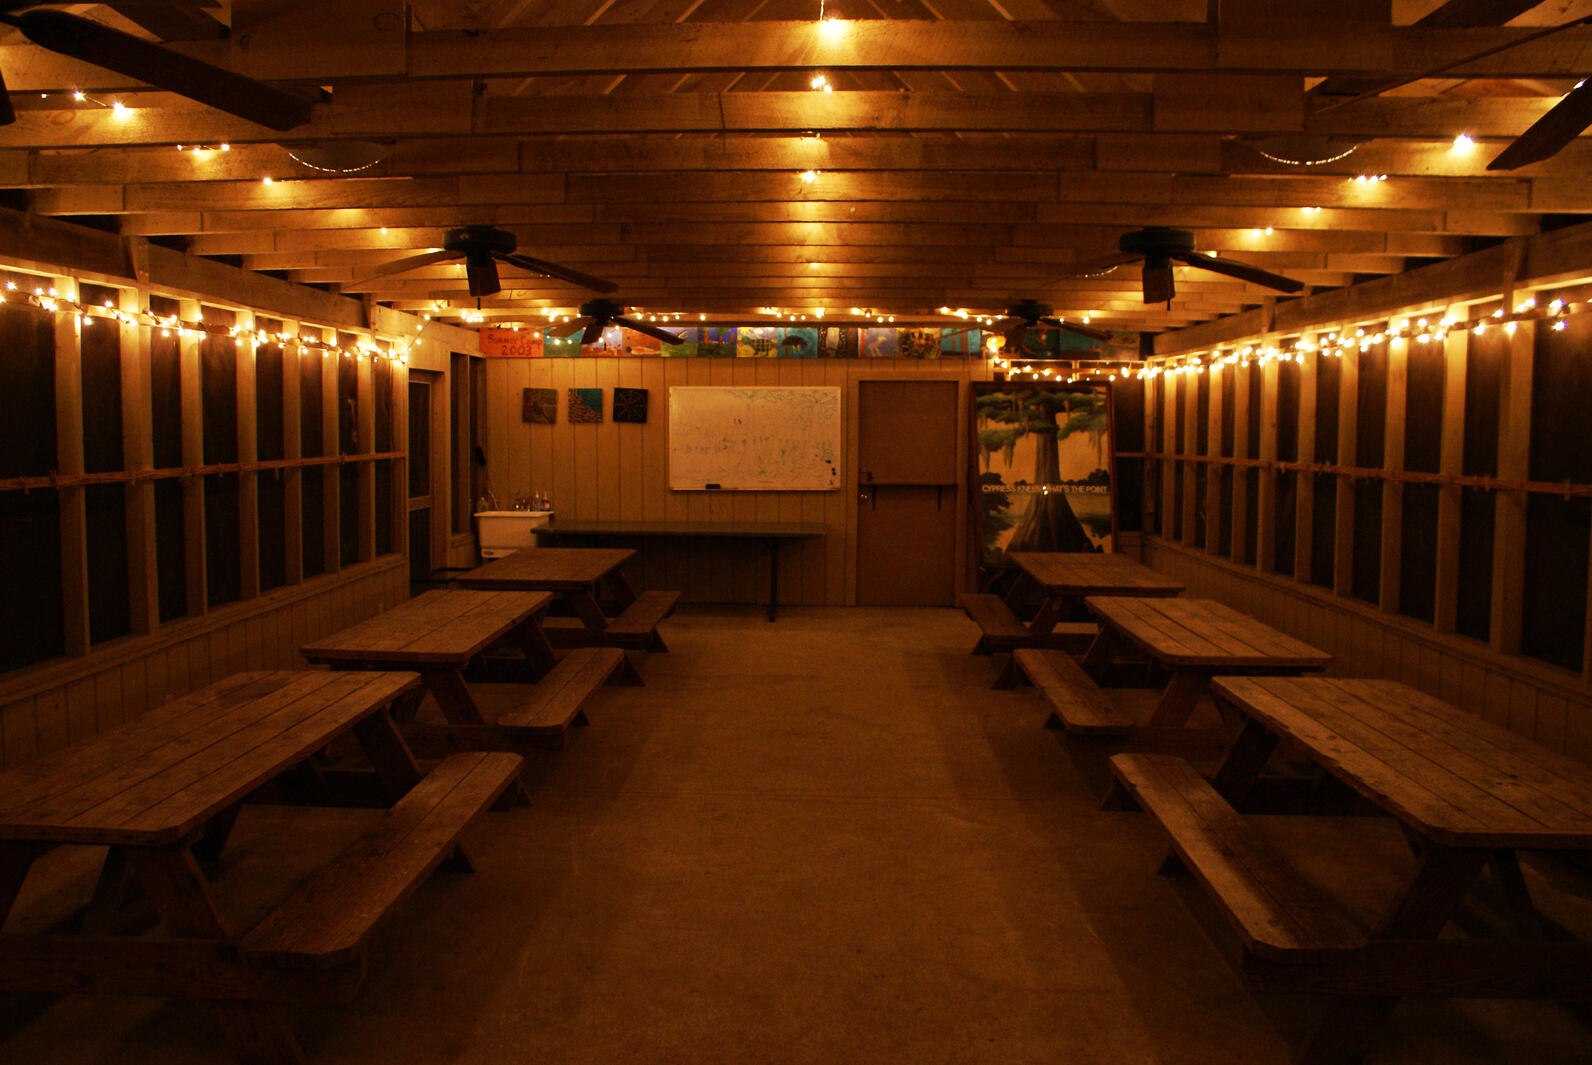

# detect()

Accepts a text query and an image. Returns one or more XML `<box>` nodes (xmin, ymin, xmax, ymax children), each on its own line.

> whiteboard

<box><xmin>668</xmin><ymin>386</ymin><xmax>842</xmax><ymax>491</ymax></box>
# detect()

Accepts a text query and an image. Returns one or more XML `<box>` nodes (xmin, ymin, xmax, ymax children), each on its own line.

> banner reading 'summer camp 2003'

<box><xmin>971</xmin><ymin>381</ymin><xmax>1117</xmax><ymax>567</ymax></box>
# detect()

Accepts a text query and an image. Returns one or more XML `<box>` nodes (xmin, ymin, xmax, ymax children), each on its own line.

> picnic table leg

<box><xmin>605</xmin><ymin>569</ymin><xmax>638</xmax><ymax>611</ymax></box>
<box><xmin>1146</xmin><ymin>670</ymin><xmax>1208</xmax><ymax>728</ymax></box>
<box><xmin>421</xmin><ymin>669</ymin><xmax>489</xmax><ymax>724</ymax></box>
<box><xmin>0</xmin><ymin>842</ymin><xmax>38</xmax><ymax>926</ymax></box>
<box><xmin>1079</xmin><ymin>625</ymin><xmax>1127</xmax><ymax>682</ymax></box>
<box><xmin>353</xmin><ymin>708</ymin><xmax>488</xmax><ymax>864</ymax></box>
<box><xmin>1208</xmin><ymin>716</ymin><xmax>1280</xmax><ymax>809</ymax></box>
<box><xmin>518</xmin><ymin>617</ymin><xmax>559</xmax><ymax>675</ymax></box>
<box><xmin>124</xmin><ymin>847</ymin><xmax>306</xmax><ymax>1065</ymax></box>
<box><xmin>1026</xmin><ymin>593</ymin><xmax>1063</xmax><ymax>637</ymax></box>
<box><xmin>566</xmin><ymin>589</ymin><xmax>612</xmax><ymax>631</ymax></box>
<box><xmin>1295</xmin><ymin>846</ymin><xmax>1488</xmax><ymax>1065</ymax></box>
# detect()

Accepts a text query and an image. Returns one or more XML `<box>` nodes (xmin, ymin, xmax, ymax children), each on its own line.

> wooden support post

<box><xmin>120</xmin><ymin>286</ymin><xmax>159</xmax><ymax>636</ymax></box>
<box><xmin>1491</xmin><ymin>320</ymin><xmax>1534</xmax><ymax>655</ymax></box>
<box><xmin>1230</xmin><ymin>360</ymin><xmax>1251</xmax><ymax>564</ymax></box>
<box><xmin>235</xmin><ymin>309</ymin><xmax>260</xmax><ymax>600</ymax></box>
<box><xmin>1143</xmin><ymin>376</ymin><xmax>1159</xmax><ymax>537</ymax></box>
<box><xmin>1379</xmin><ymin>333</ymin><xmax>1409</xmax><ymax>613</ymax></box>
<box><xmin>1333</xmin><ymin>345</ymin><xmax>1359</xmax><ymax>598</ymax></box>
<box><xmin>1433</xmin><ymin>309</ymin><xmax>1468</xmax><ymax>635</ymax></box>
<box><xmin>319</xmin><ymin>329</ymin><xmax>340</xmax><ymax>575</ymax></box>
<box><xmin>1294</xmin><ymin>343</ymin><xmax>1318</xmax><ymax>583</ymax></box>
<box><xmin>1255</xmin><ymin>355</ymin><xmax>1279</xmax><ymax>572</ymax></box>
<box><xmin>1205</xmin><ymin>360</ymin><xmax>1224</xmax><ymax>555</ymax></box>
<box><xmin>394</xmin><ymin>354</ymin><xmax>409</xmax><ymax>561</ymax></box>
<box><xmin>280</xmin><ymin>321</ymin><xmax>304</xmax><ymax>586</ymax></box>
<box><xmin>1181</xmin><ymin>370</ymin><xmax>1199</xmax><ymax>546</ymax></box>
<box><xmin>179</xmin><ymin>298</ymin><xmax>207</xmax><ymax>615</ymax></box>
<box><xmin>1160</xmin><ymin>376</ymin><xmax>1177</xmax><ymax>538</ymax></box>
<box><xmin>54</xmin><ymin>275</ymin><xmax>89</xmax><ymax>656</ymax></box>
<box><xmin>356</xmin><ymin>345</ymin><xmax>375</xmax><ymax>563</ymax></box>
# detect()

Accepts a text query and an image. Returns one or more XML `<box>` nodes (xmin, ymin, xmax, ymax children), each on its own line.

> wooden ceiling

<box><xmin>3</xmin><ymin>0</ymin><xmax>1592</xmax><ymax>339</ymax></box>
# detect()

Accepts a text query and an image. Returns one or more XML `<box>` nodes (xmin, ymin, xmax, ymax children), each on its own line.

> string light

<box><xmin>0</xmin><ymin>281</ymin><xmax>414</xmax><ymax>362</ymax></box>
<box><xmin>1142</xmin><ymin>291</ymin><xmax>1588</xmax><ymax>376</ymax></box>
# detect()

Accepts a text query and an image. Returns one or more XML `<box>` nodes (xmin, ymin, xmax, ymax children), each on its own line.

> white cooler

<box><xmin>475</xmin><ymin>510</ymin><xmax>553</xmax><ymax>559</ymax></box>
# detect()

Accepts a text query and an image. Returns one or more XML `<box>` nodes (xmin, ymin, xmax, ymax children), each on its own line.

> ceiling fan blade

<box><xmin>344</xmin><ymin>249</ymin><xmax>459</xmax><ymax>290</ymax></box>
<box><xmin>14</xmin><ymin>11</ymin><xmax>313</xmax><ymax>131</ymax></box>
<box><xmin>1488</xmin><ymin>79</ymin><xmax>1592</xmax><ymax>170</ymax></box>
<box><xmin>1142</xmin><ymin>263</ymin><xmax>1175</xmax><ymax>305</ymax></box>
<box><xmin>612</xmin><ymin>316</ymin><xmax>685</xmax><ymax>345</ymax></box>
<box><xmin>465</xmin><ymin>255</ymin><xmax>501</xmax><ymax>298</ymax></box>
<box><xmin>497</xmin><ymin>252</ymin><xmax>618</xmax><ymax>294</ymax></box>
<box><xmin>1058</xmin><ymin>251</ymin><xmax>1139</xmax><ymax>279</ymax></box>
<box><xmin>1171</xmin><ymin>251</ymin><xmax>1304</xmax><ymax>294</ymax></box>
<box><xmin>548</xmin><ymin>316</ymin><xmax>597</xmax><ymax>339</ymax></box>
<box><xmin>580</xmin><ymin>320</ymin><xmax>606</xmax><ymax>346</ymax></box>
<box><xmin>1038</xmin><ymin>316</ymin><xmax>1112</xmax><ymax>343</ymax></box>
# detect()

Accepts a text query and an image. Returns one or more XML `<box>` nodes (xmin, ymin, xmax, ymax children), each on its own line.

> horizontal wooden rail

<box><xmin>1144</xmin><ymin>451</ymin><xmax>1592</xmax><ymax>498</ymax></box>
<box><xmin>0</xmin><ymin>452</ymin><xmax>405</xmax><ymax>493</ymax></box>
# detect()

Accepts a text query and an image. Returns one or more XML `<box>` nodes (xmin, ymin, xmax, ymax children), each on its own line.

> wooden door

<box><xmin>855</xmin><ymin>380</ymin><xmax>960</xmax><ymax>605</ymax></box>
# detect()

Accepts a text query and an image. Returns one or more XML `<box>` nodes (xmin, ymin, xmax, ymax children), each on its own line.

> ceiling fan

<box><xmin>346</xmin><ymin>226</ymin><xmax>618</xmax><ymax>298</ymax></box>
<box><xmin>1062</xmin><ymin>227</ymin><xmax>1305</xmax><ymax>304</ymax></box>
<box><xmin>547</xmin><ymin>297</ymin><xmax>685</xmax><ymax>346</ymax></box>
<box><xmin>1300</xmin><ymin>14</ymin><xmax>1592</xmax><ymax>172</ymax></box>
<box><xmin>948</xmin><ymin>299</ymin><xmax>1113</xmax><ymax>353</ymax></box>
<box><xmin>0</xmin><ymin>5</ymin><xmax>313</xmax><ymax>130</ymax></box>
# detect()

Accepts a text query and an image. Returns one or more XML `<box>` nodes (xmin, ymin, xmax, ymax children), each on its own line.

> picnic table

<box><xmin>1010</xmin><ymin>551</ymin><xmax>1183</xmax><ymax>632</ymax></box>
<box><xmin>0</xmin><ymin>670</ymin><xmax>521</xmax><ymax>1065</ymax></box>
<box><xmin>301</xmin><ymin>588</ymin><xmax>624</xmax><ymax>754</ymax></box>
<box><xmin>455</xmin><ymin>547</ymin><xmax>680</xmax><ymax>652</ymax></box>
<box><xmin>1082</xmin><ymin>596</ymin><xmax>1331</xmax><ymax>728</ymax></box>
<box><xmin>301</xmin><ymin>588</ymin><xmax>556</xmax><ymax>721</ymax></box>
<box><xmin>1111</xmin><ymin>675</ymin><xmax>1592</xmax><ymax>1065</ymax></box>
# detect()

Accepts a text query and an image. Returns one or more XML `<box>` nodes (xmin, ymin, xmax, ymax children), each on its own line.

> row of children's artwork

<box><xmin>481</xmin><ymin>325</ymin><xmax>1102</xmax><ymax>360</ymax></box>
<box><xmin>522</xmin><ymin>386</ymin><xmax>650</xmax><ymax>425</ymax></box>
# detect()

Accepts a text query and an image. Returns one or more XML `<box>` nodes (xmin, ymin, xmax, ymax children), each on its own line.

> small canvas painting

<box><xmin>816</xmin><ymin>326</ymin><xmax>859</xmax><ymax>358</ymax></box>
<box><xmin>939</xmin><ymin>328</ymin><xmax>985</xmax><ymax>357</ymax></box>
<box><xmin>568</xmin><ymin>388</ymin><xmax>603</xmax><ymax>423</ymax></box>
<box><xmin>613</xmin><ymin>386</ymin><xmax>649</xmax><ymax>423</ymax></box>
<box><xmin>861</xmin><ymin>328</ymin><xmax>899</xmax><ymax>358</ymax></box>
<box><xmin>898</xmin><ymin>328</ymin><xmax>940</xmax><ymax>360</ymax></box>
<box><xmin>522</xmin><ymin>387</ymin><xmax>557</xmax><ymax>424</ymax></box>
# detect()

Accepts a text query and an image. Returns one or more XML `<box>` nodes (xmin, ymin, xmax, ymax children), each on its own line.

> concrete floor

<box><xmin>5</xmin><ymin>606</ymin><xmax>1592</xmax><ymax>1064</ymax></box>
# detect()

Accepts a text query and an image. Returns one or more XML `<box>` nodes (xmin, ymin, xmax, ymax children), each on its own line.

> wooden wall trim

<box><xmin>0</xmin><ymin>555</ymin><xmax>405</xmax><ymax>708</ymax></box>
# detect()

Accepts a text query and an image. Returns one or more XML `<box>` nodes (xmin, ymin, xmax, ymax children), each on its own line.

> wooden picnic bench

<box><xmin>1112</xmin><ymin>675</ymin><xmax>1592</xmax><ymax>1065</ymax></box>
<box><xmin>456</xmin><ymin>547</ymin><xmax>680</xmax><ymax>652</ymax></box>
<box><xmin>302</xmin><ymin>589</ymin><xmax>630</xmax><ymax>753</ymax></box>
<box><xmin>0</xmin><ymin>670</ymin><xmax>521</xmax><ymax>1065</ymax></box>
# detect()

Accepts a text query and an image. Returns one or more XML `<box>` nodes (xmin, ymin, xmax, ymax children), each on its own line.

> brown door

<box><xmin>855</xmin><ymin>380</ymin><xmax>959</xmax><ymax>605</ymax></box>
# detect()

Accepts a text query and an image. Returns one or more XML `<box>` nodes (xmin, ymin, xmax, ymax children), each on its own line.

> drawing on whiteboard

<box><xmin>668</xmin><ymin>386</ymin><xmax>842</xmax><ymax>491</ymax></box>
